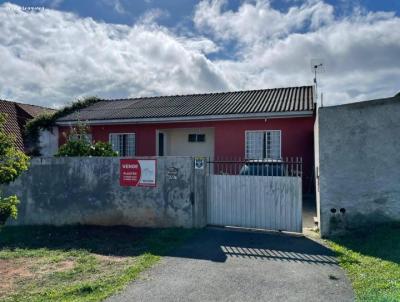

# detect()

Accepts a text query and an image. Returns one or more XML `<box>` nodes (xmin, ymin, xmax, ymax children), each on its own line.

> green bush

<box><xmin>56</xmin><ymin>139</ymin><xmax>91</xmax><ymax>156</ymax></box>
<box><xmin>0</xmin><ymin>195</ymin><xmax>19</xmax><ymax>225</ymax></box>
<box><xmin>0</xmin><ymin>113</ymin><xmax>30</xmax><ymax>226</ymax></box>
<box><xmin>89</xmin><ymin>141</ymin><xmax>118</xmax><ymax>156</ymax></box>
<box><xmin>57</xmin><ymin>140</ymin><xmax>117</xmax><ymax>157</ymax></box>
<box><xmin>56</xmin><ymin>121</ymin><xmax>117</xmax><ymax>157</ymax></box>
<box><xmin>0</xmin><ymin>148</ymin><xmax>30</xmax><ymax>184</ymax></box>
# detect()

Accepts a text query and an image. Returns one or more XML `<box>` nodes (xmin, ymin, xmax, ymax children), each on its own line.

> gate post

<box><xmin>192</xmin><ymin>157</ymin><xmax>207</xmax><ymax>228</ymax></box>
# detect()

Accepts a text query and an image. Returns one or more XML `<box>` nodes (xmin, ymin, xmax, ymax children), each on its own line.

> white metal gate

<box><xmin>206</xmin><ymin>159</ymin><xmax>302</xmax><ymax>233</ymax></box>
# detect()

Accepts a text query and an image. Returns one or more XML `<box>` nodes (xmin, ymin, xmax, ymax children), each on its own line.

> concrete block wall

<box><xmin>315</xmin><ymin>95</ymin><xmax>400</xmax><ymax>237</ymax></box>
<box><xmin>3</xmin><ymin>156</ymin><xmax>207</xmax><ymax>228</ymax></box>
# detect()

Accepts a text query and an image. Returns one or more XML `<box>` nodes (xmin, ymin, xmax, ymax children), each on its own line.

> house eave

<box><xmin>56</xmin><ymin>111</ymin><xmax>314</xmax><ymax>126</ymax></box>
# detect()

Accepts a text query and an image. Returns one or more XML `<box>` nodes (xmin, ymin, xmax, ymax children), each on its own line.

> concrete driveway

<box><xmin>107</xmin><ymin>228</ymin><xmax>353</xmax><ymax>302</ymax></box>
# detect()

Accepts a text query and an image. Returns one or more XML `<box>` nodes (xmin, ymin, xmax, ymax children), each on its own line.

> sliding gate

<box><xmin>207</xmin><ymin>158</ymin><xmax>302</xmax><ymax>233</ymax></box>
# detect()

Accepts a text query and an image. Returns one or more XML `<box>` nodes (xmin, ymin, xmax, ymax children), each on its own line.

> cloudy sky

<box><xmin>0</xmin><ymin>0</ymin><xmax>399</xmax><ymax>108</ymax></box>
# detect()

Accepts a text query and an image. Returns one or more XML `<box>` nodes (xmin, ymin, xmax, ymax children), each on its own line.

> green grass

<box><xmin>0</xmin><ymin>225</ymin><xmax>196</xmax><ymax>302</ymax></box>
<box><xmin>327</xmin><ymin>223</ymin><xmax>400</xmax><ymax>302</ymax></box>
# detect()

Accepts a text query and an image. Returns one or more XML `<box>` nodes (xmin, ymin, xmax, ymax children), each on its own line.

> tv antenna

<box><xmin>310</xmin><ymin>59</ymin><xmax>325</xmax><ymax>107</ymax></box>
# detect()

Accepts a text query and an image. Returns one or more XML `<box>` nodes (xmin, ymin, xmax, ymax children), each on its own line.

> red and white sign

<box><xmin>120</xmin><ymin>159</ymin><xmax>157</xmax><ymax>187</ymax></box>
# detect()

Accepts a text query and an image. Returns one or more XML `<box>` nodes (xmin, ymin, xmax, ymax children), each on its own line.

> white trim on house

<box><xmin>56</xmin><ymin>111</ymin><xmax>314</xmax><ymax>126</ymax></box>
<box><xmin>245</xmin><ymin>130</ymin><xmax>282</xmax><ymax>160</ymax></box>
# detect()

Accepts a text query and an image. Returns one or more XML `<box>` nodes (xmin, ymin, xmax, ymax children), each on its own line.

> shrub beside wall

<box><xmin>0</xmin><ymin>113</ymin><xmax>30</xmax><ymax>226</ymax></box>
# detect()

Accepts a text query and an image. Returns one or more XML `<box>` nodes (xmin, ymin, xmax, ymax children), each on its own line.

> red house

<box><xmin>56</xmin><ymin>86</ymin><xmax>315</xmax><ymax>192</ymax></box>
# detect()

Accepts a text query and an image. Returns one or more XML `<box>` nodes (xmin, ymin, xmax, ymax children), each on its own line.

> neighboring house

<box><xmin>0</xmin><ymin>99</ymin><xmax>55</xmax><ymax>152</ymax></box>
<box><xmin>56</xmin><ymin>86</ymin><xmax>316</xmax><ymax>192</ymax></box>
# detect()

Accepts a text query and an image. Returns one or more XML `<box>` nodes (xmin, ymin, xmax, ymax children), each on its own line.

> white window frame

<box><xmin>265</xmin><ymin>130</ymin><xmax>281</xmax><ymax>160</ymax></box>
<box><xmin>245</xmin><ymin>130</ymin><xmax>282</xmax><ymax>160</ymax></box>
<box><xmin>188</xmin><ymin>133</ymin><xmax>206</xmax><ymax>143</ymax></box>
<box><xmin>109</xmin><ymin>133</ymin><xmax>136</xmax><ymax>157</ymax></box>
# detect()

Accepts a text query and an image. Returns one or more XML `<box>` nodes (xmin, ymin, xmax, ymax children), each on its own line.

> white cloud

<box><xmin>0</xmin><ymin>1</ymin><xmax>399</xmax><ymax>108</ymax></box>
<box><xmin>113</xmin><ymin>0</ymin><xmax>125</xmax><ymax>14</ymax></box>
<box><xmin>137</xmin><ymin>8</ymin><xmax>169</xmax><ymax>25</ymax></box>
<box><xmin>101</xmin><ymin>0</ymin><xmax>126</xmax><ymax>15</ymax></box>
<box><xmin>0</xmin><ymin>3</ymin><xmax>230</xmax><ymax>108</ymax></box>
<box><xmin>195</xmin><ymin>0</ymin><xmax>400</xmax><ymax>105</ymax></box>
<box><xmin>194</xmin><ymin>0</ymin><xmax>334</xmax><ymax>44</ymax></box>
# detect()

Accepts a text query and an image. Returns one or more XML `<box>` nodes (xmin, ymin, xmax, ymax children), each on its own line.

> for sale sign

<box><xmin>120</xmin><ymin>159</ymin><xmax>156</xmax><ymax>187</ymax></box>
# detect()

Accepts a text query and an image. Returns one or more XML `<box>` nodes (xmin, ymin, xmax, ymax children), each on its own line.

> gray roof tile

<box><xmin>58</xmin><ymin>86</ymin><xmax>314</xmax><ymax>122</ymax></box>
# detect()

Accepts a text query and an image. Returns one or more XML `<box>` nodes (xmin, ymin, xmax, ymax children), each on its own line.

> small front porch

<box><xmin>156</xmin><ymin>127</ymin><xmax>215</xmax><ymax>157</ymax></box>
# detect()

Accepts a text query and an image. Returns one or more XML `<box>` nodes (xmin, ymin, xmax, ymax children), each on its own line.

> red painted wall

<box><xmin>59</xmin><ymin>116</ymin><xmax>315</xmax><ymax>192</ymax></box>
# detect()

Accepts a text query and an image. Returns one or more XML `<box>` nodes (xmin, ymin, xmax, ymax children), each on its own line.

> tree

<box><xmin>0</xmin><ymin>114</ymin><xmax>30</xmax><ymax>225</ymax></box>
<box><xmin>56</xmin><ymin>120</ymin><xmax>117</xmax><ymax>157</ymax></box>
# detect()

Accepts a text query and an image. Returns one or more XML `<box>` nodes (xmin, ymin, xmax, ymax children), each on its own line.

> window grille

<box><xmin>245</xmin><ymin>130</ymin><xmax>281</xmax><ymax>159</ymax></box>
<box><xmin>109</xmin><ymin>133</ymin><xmax>135</xmax><ymax>156</ymax></box>
<box><xmin>188</xmin><ymin>134</ymin><xmax>206</xmax><ymax>142</ymax></box>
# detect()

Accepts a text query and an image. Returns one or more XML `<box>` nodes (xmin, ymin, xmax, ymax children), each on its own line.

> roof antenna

<box><xmin>310</xmin><ymin>59</ymin><xmax>325</xmax><ymax>107</ymax></box>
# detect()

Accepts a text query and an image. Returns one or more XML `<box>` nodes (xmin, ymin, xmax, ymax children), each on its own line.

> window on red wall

<box><xmin>109</xmin><ymin>133</ymin><xmax>135</xmax><ymax>156</ymax></box>
<box><xmin>245</xmin><ymin>130</ymin><xmax>281</xmax><ymax>159</ymax></box>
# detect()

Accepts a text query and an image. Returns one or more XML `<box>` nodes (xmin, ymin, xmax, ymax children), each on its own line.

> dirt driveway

<box><xmin>107</xmin><ymin>228</ymin><xmax>353</xmax><ymax>302</ymax></box>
